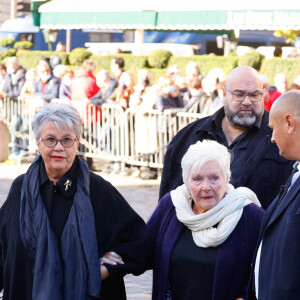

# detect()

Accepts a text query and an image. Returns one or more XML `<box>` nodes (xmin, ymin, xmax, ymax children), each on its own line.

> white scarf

<box><xmin>170</xmin><ymin>183</ymin><xmax>261</xmax><ymax>248</ymax></box>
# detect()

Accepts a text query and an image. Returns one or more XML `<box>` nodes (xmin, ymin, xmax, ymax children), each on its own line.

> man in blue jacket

<box><xmin>159</xmin><ymin>65</ymin><xmax>293</xmax><ymax>209</ymax></box>
<box><xmin>34</xmin><ymin>59</ymin><xmax>60</xmax><ymax>102</ymax></box>
<box><xmin>248</xmin><ymin>90</ymin><xmax>300</xmax><ymax>299</ymax></box>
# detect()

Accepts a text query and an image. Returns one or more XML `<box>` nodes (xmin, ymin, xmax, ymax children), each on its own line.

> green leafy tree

<box><xmin>274</xmin><ymin>30</ymin><xmax>300</xmax><ymax>44</ymax></box>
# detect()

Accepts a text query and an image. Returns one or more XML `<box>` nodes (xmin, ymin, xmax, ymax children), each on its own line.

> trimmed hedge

<box><xmin>17</xmin><ymin>51</ymin><xmax>69</xmax><ymax>70</ymax></box>
<box><xmin>260</xmin><ymin>58</ymin><xmax>300</xmax><ymax>86</ymax></box>
<box><xmin>0</xmin><ymin>48</ymin><xmax>299</xmax><ymax>86</ymax></box>
<box><xmin>14</xmin><ymin>41</ymin><xmax>33</xmax><ymax>50</ymax></box>
<box><xmin>0</xmin><ymin>49</ymin><xmax>17</xmax><ymax>62</ymax></box>
<box><xmin>148</xmin><ymin>49</ymin><xmax>172</xmax><ymax>68</ymax></box>
<box><xmin>0</xmin><ymin>38</ymin><xmax>14</xmax><ymax>47</ymax></box>
<box><xmin>68</xmin><ymin>48</ymin><xmax>92</xmax><ymax>66</ymax></box>
<box><xmin>238</xmin><ymin>51</ymin><xmax>264</xmax><ymax>70</ymax></box>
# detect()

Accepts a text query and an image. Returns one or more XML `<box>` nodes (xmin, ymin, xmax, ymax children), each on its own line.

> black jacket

<box><xmin>159</xmin><ymin>108</ymin><xmax>294</xmax><ymax>209</ymax></box>
<box><xmin>90</xmin><ymin>78</ymin><xmax>118</xmax><ymax>105</ymax></box>
<box><xmin>0</xmin><ymin>170</ymin><xmax>149</xmax><ymax>300</ymax></box>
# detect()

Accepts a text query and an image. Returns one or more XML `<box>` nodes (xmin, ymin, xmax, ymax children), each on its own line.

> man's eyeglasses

<box><xmin>39</xmin><ymin>136</ymin><xmax>78</xmax><ymax>148</ymax></box>
<box><xmin>226</xmin><ymin>87</ymin><xmax>263</xmax><ymax>103</ymax></box>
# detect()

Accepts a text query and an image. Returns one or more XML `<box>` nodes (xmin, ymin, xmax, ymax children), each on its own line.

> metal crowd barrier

<box><xmin>0</xmin><ymin>97</ymin><xmax>40</xmax><ymax>162</ymax></box>
<box><xmin>0</xmin><ymin>97</ymin><xmax>207</xmax><ymax>170</ymax></box>
<box><xmin>78</xmin><ymin>103</ymin><xmax>125</xmax><ymax>163</ymax></box>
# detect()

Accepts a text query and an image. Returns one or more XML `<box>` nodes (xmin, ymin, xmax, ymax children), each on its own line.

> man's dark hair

<box><xmin>113</xmin><ymin>57</ymin><xmax>125</xmax><ymax>69</ymax></box>
<box><xmin>38</xmin><ymin>56</ymin><xmax>51</xmax><ymax>68</ymax></box>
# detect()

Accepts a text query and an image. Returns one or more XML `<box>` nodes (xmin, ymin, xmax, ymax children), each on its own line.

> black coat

<box><xmin>0</xmin><ymin>171</ymin><xmax>149</xmax><ymax>300</ymax></box>
<box><xmin>159</xmin><ymin>108</ymin><xmax>294</xmax><ymax>209</ymax></box>
<box><xmin>247</xmin><ymin>172</ymin><xmax>300</xmax><ymax>299</ymax></box>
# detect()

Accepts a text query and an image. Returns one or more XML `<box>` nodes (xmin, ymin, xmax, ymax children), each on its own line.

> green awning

<box><xmin>37</xmin><ymin>0</ymin><xmax>300</xmax><ymax>31</ymax></box>
<box><xmin>40</xmin><ymin>11</ymin><xmax>157</xmax><ymax>30</ymax></box>
<box><xmin>30</xmin><ymin>0</ymin><xmax>51</xmax><ymax>26</ymax></box>
<box><xmin>156</xmin><ymin>10</ymin><xmax>300</xmax><ymax>31</ymax></box>
<box><xmin>38</xmin><ymin>0</ymin><xmax>157</xmax><ymax>30</ymax></box>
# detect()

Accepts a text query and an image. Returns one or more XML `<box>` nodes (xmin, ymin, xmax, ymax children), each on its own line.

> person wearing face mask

<box><xmin>155</xmin><ymin>75</ymin><xmax>184</xmax><ymax>111</ymax></box>
<box><xmin>33</xmin><ymin>59</ymin><xmax>61</xmax><ymax>103</ymax></box>
<box><xmin>2</xmin><ymin>56</ymin><xmax>26</xmax><ymax>99</ymax></box>
<box><xmin>90</xmin><ymin>70</ymin><xmax>118</xmax><ymax>105</ymax></box>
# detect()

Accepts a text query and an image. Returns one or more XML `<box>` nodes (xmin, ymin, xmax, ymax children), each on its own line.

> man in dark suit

<box><xmin>248</xmin><ymin>90</ymin><xmax>300</xmax><ymax>299</ymax></box>
<box><xmin>159</xmin><ymin>65</ymin><xmax>293</xmax><ymax>209</ymax></box>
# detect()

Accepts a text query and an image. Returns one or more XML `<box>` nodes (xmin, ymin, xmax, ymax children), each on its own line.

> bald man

<box><xmin>248</xmin><ymin>90</ymin><xmax>300</xmax><ymax>299</ymax></box>
<box><xmin>159</xmin><ymin>66</ymin><xmax>294</xmax><ymax>209</ymax></box>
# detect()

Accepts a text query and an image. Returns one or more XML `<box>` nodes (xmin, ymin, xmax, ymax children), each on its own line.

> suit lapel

<box><xmin>267</xmin><ymin>175</ymin><xmax>300</xmax><ymax>227</ymax></box>
<box><xmin>260</xmin><ymin>195</ymin><xmax>279</xmax><ymax>232</ymax></box>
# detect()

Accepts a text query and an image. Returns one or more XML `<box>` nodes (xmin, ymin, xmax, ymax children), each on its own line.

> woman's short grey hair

<box><xmin>181</xmin><ymin>140</ymin><xmax>231</xmax><ymax>184</ymax></box>
<box><xmin>32</xmin><ymin>104</ymin><xmax>82</xmax><ymax>139</ymax></box>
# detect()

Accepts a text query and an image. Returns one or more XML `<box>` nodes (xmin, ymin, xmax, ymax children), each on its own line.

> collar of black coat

<box><xmin>40</xmin><ymin>157</ymin><xmax>78</xmax><ymax>198</ymax></box>
<box><xmin>196</xmin><ymin>107</ymin><xmax>264</xmax><ymax>134</ymax></box>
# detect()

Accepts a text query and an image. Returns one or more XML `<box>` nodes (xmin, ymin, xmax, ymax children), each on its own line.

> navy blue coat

<box><xmin>147</xmin><ymin>193</ymin><xmax>264</xmax><ymax>300</ymax></box>
<box><xmin>159</xmin><ymin>108</ymin><xmax>294</xmax><ymax>209</ymax></box>
<box><xmin>248</xmin><ymin>172</ymin><xmax>300</xmax><ymax>299</ymax></box>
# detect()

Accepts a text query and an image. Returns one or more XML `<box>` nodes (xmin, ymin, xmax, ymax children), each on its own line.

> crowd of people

<box><xmin>1</xmin><ymin>54</ymin><xmax>299</xmax><ymax>162</ymax></box>
<box><xmin>1</xmin><ymin>61</ymin><xmax>300</xmax><ymax>299</ymax></box>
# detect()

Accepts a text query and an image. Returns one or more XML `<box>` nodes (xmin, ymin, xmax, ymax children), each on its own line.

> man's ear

<box><xmin>285</xmin><ymin>114</ymin><xmax>295</xmax><ymax>134</ymax></box>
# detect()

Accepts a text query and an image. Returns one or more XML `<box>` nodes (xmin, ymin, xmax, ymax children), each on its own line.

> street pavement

<box><xmin>0</xmin><ymin>160</ymin><xmax>160</xmax><ymax>299</ymax></box>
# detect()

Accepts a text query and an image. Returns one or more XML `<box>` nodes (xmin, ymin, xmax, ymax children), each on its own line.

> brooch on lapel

<box><xmin>64</xmin><ymin>179</ymin><xmax>72</xmax><ymax>191</ymax></box>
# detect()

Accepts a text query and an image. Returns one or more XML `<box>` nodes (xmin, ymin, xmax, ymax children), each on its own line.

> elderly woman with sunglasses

<box><xmin>147</xmin><ymin>140</ymin><xmax>264</xmax><ymax>300</ymax></box>
<box><xmin>0</xmin><ymin>104</ymin><xmax>149</xmax><ymax>300</ymax></box>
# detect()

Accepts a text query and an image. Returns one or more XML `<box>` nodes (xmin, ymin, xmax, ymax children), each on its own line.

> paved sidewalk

<box><xmin>0</xmin><ymin>160</ymin><xmax>160</xmax><ymax>299</ymax></box>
